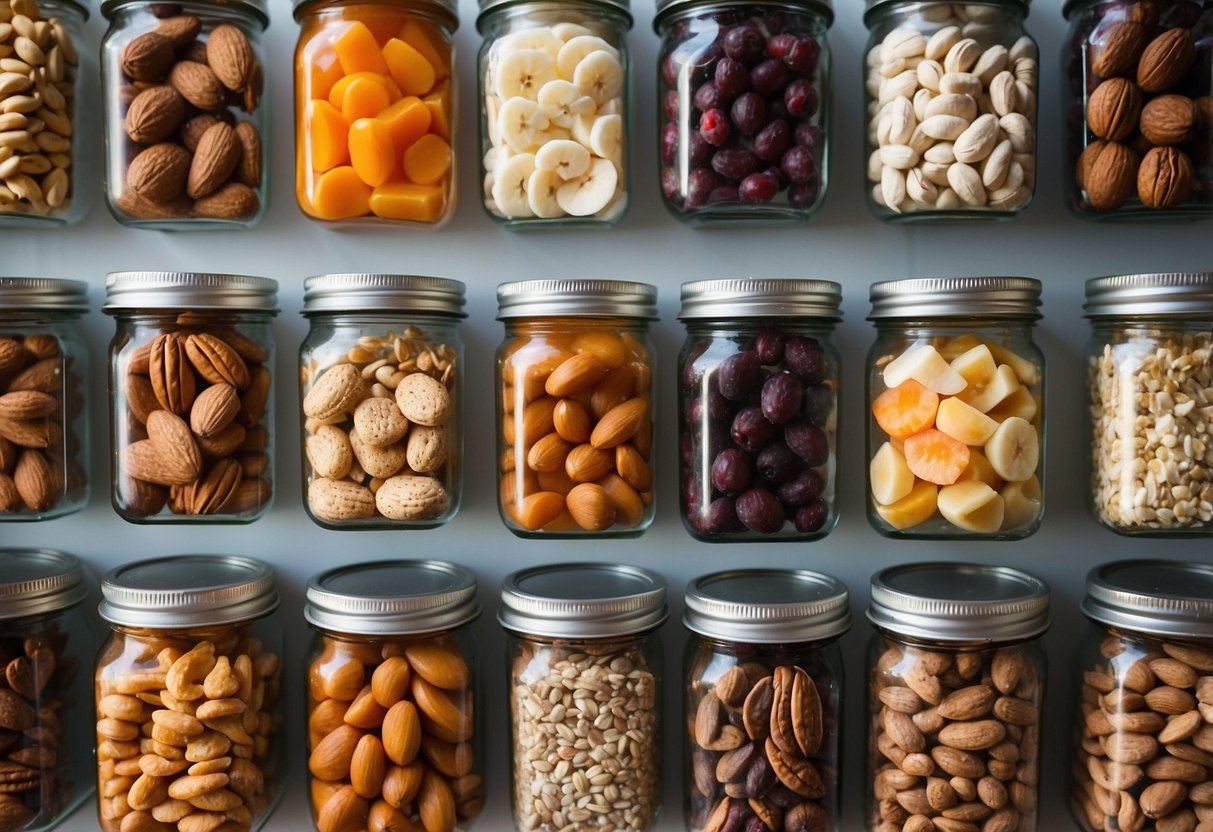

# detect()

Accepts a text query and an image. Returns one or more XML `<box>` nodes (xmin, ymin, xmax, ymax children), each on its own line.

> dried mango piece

<box><xmin>368</xmin><ymin>182</ymin><xmax>444</xmax><ymax>222</ymax></box>
<box><xmin>313</xmin><ymin>166</ymin><xmax>373</xmax><ymax>220</ymax></box>
<box><xmin>333</xmin><ymin>21</ymin><xmax>389</xmax><ymax>76</ymax></box>
<box><xmin>341</xmin><ymin>76</ymin><xmax>391</xmax><ymax>121</ymax></box>
<box><xmin>400</xmin><ymin>18</ymin><xmax>449</xmax><ymax>82</ymax></box>
<box><xmin>305</xmin><ymin>99</ymin><xmax>350</xmax><ymax>172</ymax></box>
<box><xmin>377</xmin><ymin>96</ymin><xmax>431</xmax><ymax>153</ymax></box>
<box><xmin>422</xmin><ymin>81</ymin><xmax>450</xmax><ymax>140</ymax></box>
<box><xmin>349</xmin><ymin>118</ymin><xmax>396</xmax><ymax>188</ymax></box>
<box><xmin>403</xmin><ymin>134</ymin><xmax>451</xmax><ymax>186</ymax></box>
<box><xmin>382</xmin><ymin>37</ymin><xmax>435</xmax><ymax>98</ymax></box>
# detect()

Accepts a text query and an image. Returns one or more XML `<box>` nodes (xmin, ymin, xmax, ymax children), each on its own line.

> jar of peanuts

<box><xmin>495</xmin><ymin>279</ymin><xmax>657</xmax><ymax>537</ymax></box>
<box><xmin>500</xmin><ymin>563</ymin><xmax>666</xmax><ymax>832</ymax></box>
<box><xmin>103</xmin><ymin>271</ymin><xmax>278</xmax><ymax>524</ymax></box>
<box><xmin>304</xmin><ymin>559</ymin><xmax>483</xmax><ymax>832</ymax></box>
<box><xmin>683</xmin><ymin>569</ymin><xmax>850</xmax><ymax>832</ymax></box>
<box><xmin>300</xmin><ymin>274</ymin><xmax>464</xmax><ymax>529</ymax></box>
<box><xmin>94</xmin><ymin>554</ymin><xmax>283</xmax><ymax>832</ymax></box>
<box><xmin>866</xmin><ymin>277</ymin><xmax>1045</xmax><ymax>539</ymax></box>
<box><xmin>866</xmin><ymin>562</ymin><xmax>1050</xmax><ymax>832</ymax></box>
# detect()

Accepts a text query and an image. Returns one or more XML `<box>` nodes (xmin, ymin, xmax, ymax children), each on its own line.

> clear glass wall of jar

<box><xmin>683</xmin><ymin>569</ymin><xmax>849</xmax><ymax>832</ymax></box>
<box><xmin>294</xmin><ymin>0</ymin><xmax>457</xmax><ymax>225</ymax></box>
<box><xmin>654</xmin><ymin>0</ymin><xmax>831</xmax><ymax>223</ymax></box>
<box><xmin>863</xmin><ymin>0</ymin><xmax>1039</xmax><ymax>221</ymax></box>
<box><xmin>495</xmin><ymin>280</ymin><xmax>657</xmax><ymax>537</ymax></box>
<box><xmin>300</xmin><ymin>274</ymin><xmax>465</xmax><ymax>529</ymax></box>
<box><xmin>1063</xmin><ymin>0</ymin><xmax>1213</xmax><ymax>220</ymax></box>
<box><xmin>0</xmin><ymin>278</ymin><xmax>89</xmax><ymax>521</ymax></box>
<box><xmin>95</xmin><ymin>555</ymin><xmax>283</xmax><ymax>832</ymax></box>
<box><xmin>304</xmin><ymin>560</ymin><xmax>484</xmax><ymax>832</ymax></box>
<box><xmin>103</xmin><ymin>272</ymin><xmax>279</xmax><ymax>524</ymax></box>
<box><xmin>866</xmin><ymin>277</ymin><xmax>1045</xmax><ymax>539</ymax></box>
<box><xmin>500</xmin><ymin>563</ymin><xmax>666</xmax><ymax>832</ymax></box>
<box><xmin>866</xmin><ymin>562</ymin><xmax>1050</xmax><ymax>832</ymax></box>
<box><xmin>1084</xmin><ymin>272</ymin><xmax>1213</xmax><ymax>535</ymax></box>
<box><xmin>477</xmin><ymin>0</ymin><xmax>631</xmax><ymax>226</ymax></box>
<box><xmin>101</xmin><ymin>0</ymin><xmax>269</xmax><ymax>228</ymax></box>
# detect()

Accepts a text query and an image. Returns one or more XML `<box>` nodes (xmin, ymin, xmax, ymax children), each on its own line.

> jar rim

<box><xmin>293</xmin><ymin>0</ymin><xmax>458</xmax><ymax>30</ymax></box>
<box><xmin>100</xmin><ymin>554</ymin><xmax>279</xmax><ymax>628</ymax></box>
<box><xmin>303</xmin><ymin>274</ymin><xmax>467</xmax><ymax>317</ymax></box>
<box><xmin>684</xmin><ymin>569</ymin><xmax>850</xmax><ymax>643</ymax></box>
<box><xmin>868</xmin><ymin>276</ymin><xmax>1042</xmax><ymax>320</ymax></box>
<box><xmin>305</xmin><ymin>560</ymin><xmax>480</xmax><ymax>636</ymax></box>
<box><xmin>102</xmin><ymin>0</ymin><xmax>266</xmax><ymax>26</ymax></box>
<box><xmin>1083</xmin><ymin>560</ymin><xmax>1213</xmax><ymax>640</ymax></box>
<box><xmin>0</xmin><ymin>277</ymin><xmax>88</xmax><ymax>312</ymax></box>
<box><xmin>653</xmin><ymin>0</ymin><xmax>832</xmax><ymax>32</ymax></box>
<box><xmin>863</xmin><ymin>0</ymin><xmax>1029</xmax><ymax>27</ymax></box>
<box><xmin>103</xmin><ymin>272</ymin><xmax>279</xmax><ymax>313</ymax></box>
<box><xmin>499</xmin><ymin>562</ymin><xmax>667</xmax><ymax>639</ymax></box>
<box><xmin>1084</xmin><ymin>272</ymin><xmax>1213</xmax><ymax>319</ymax></box>
<box><xmin>679</xmin><ymin>278</ymin><xmax>842</xmax><ymax>320</ymax></box>
<box><xmin>0</xmin><ymin>549</ymin><xmax>87</xmax><ymax>620</ymax></box>
<box><xmin>33</xmin><ymin>0</ymin><xmax>88</xmax><ymax>20</ymax></box>
<box><xmin>497</xmin><ymin>279</ymin><xmax>658</xmax><ymax>320</ymax></box>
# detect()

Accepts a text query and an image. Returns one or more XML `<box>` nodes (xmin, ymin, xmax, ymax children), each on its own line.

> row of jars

<box><xmin>7</xmin><ymin>549</ymin><xmax>1213</xmax><ymax>832</ymax></box>
<box><xmin>3</xmin><ymin>0</ymin><xmax>1211</xmax><ymax>228</ymax></box>
<box><xmin>3</xmin><ymin>271</ymin><xmax>1212</xmax><ymax>539</ymax></box>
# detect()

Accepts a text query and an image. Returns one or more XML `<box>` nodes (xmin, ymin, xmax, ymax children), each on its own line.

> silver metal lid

<box><xmin>499</xmin><ymin>563</ymin><xmax>667</xmax><ymax>639</ymax></box>
<box><xmin>1084</xmin><ymin>273</ymin><xmax>1213</xmax><ymax>319</ymax></box>
<box><xmin>302</xmin><ymin>274</ymin><xmax>467</xmax><ymax>317</ymax></box>
<box><xmin>305</xmin><ymin>560</ymin><xmax>479</xmax><ymax>637</ymax></box>
<box><xmin>497</xmin><ymin>280</ymin><xmax>658</xmax><ymax>320</ymax></box>
<box><xmin>868</xmin><ymin>277</ymin><xmax>1042</xmax><ymax>320</ymax></box>
<box><xmin>655</xmin><ymin>0</ymin><xmax>831</xmax><ymax>29</ymax></box>
<box><xmin>100</xmin><ymin>555</ymin><xmax>278</xmax><ymax>628</ymax></box>
<box><xmin>479</xmin><ymin>0</ymin><xmax>631</xmax><ymax>29</ymax></box>
<box><xmin>679</xmin><ymin>279</ymin><xmax>842</xmax><ymax>321</ymax></box>
<box><xmin>868</xmin><ymin>562</ymin><xmax>1050</xmax><ymax>643</ymax></box>
<box><xmin>0</xmin><ymin>549</ymin><xmax>87</xmax><ymax>620</ymax></box>
<box><xmin>0</xmin><ymin>277</ymin><xmax>88</xmax><ymax>312</ymax></box>
<box><xmin>104</xmin><ymin>272</ymin><xmax>279</xmax><ymax>313</ymax></box>
<box><xmin>866</xmin><ymin>0</ymin><xmax>1029</xmax><ymax>25</ymax></box>
<box><xmin>1083</xmin><ymin>560</ymin><xmax>1213</xmax><ymax>640</ymax></box>
<box><xmin>684</xmin><ymin>569</ymin><xmax>850</xmax><ymax>644</ymax></box>
<box><xmin>102</xmin><ymin>0</ymin><xmax>266</xmax><ymax>26</ymax></box>
<box><xmin>294</xmin><ymin>0</ymin><xmax>457</xmax><ymax>28</ymax></box>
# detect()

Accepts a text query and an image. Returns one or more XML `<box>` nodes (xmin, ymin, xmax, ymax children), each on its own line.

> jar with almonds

<box><xmin>683</xmin><ymin>569</ymin><xmax>850</xmax><ymax>832</ymax></box>
<box><xmin>0</xmin><ymin>278</ymin><xmax>89</xmax><ymax>521</ymax></box>
<box><xmin>866</xmin><ymin>562</ymin><xmax>1050</xmax><ymax>832</ymax></box>
<box><xmin>103</xmin><ymin>271</ymin><xmax>278</xmax><ymax>524</ymax></box>
<box><xmin>304</xmin><ymin>560</ymin><xmax>483</xmax><ymax>832</ymax></box>
<box><xmin>94</xmin><ymin>555</ymin><xmax>283</xmax><ymax>832</ymax></box>
<box><xmin>495</xmin><ymin>279</ymin><xmax>657</xmax><ymax>537</ymax></box>
<box><xmin>500</xmin><ymin>563</ymin><xmax>666</xmax><ymax>832</ymax></box>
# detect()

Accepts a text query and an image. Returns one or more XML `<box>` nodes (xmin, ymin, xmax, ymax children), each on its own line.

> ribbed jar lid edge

<box><xmin>869</xmin><ymin>276</ymin><xmax>1042</xmax><ymax>320</ymax></box>
<box><xmin>100</xmin><ymin>555</ymin><xmax>278</xmax><ymax>628</ymax></box>
<box><xmin>499</xmin><ymin>563</ymin><xmax>667</xmax><ymax>639</ymax></box>
<box><xmin>1084</xmin><ymin>272</ymin><xmax>1213</xmax><ymax>318</ymax></box>
<box><xmin>303</xmin><ymin>274</ymin><xmax>467</xmax><ymax>317</ymax></box>
<box><xmin>679</xmin><ymin>279</ymin><xmax>843</xmax><ymax>320</ymax></box>
<box><xmin>497</xmin><ymin>280</ymin><xmax>658</xmax><ymax>320</ymax></box>
<box><xmin>683</xmin><ymin>569</ymin><xmax>850</xmax><ymax>644</ymax></box>
<box><xmin>305</xmin><ymin>560</ymin><xmax>480</xmax><ymax>636</ymax></box>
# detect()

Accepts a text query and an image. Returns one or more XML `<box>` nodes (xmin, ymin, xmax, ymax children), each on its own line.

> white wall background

<box><xmin>4</xmin><ymin>0</ymin><xmax>1212</xmax><ymax>829</ymax></box>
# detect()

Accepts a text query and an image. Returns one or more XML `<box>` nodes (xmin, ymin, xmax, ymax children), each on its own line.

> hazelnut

<box><xmin>1088</xmin><ymin>77</ymin><xmax>1143</xmax><ymax>141</ymax></box>
<box><xmin>1139</xmin><ymin>94</ymin><xmax>1197</xmax><ymax>145</ymax></box>
<box><xmin>1136</xmin><ymin>145</ymin><xmax>1194</xmax><ymax>208</ymax></box>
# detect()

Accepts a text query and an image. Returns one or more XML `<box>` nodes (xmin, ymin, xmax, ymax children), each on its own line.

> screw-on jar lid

<box><xmin>305</xmin><ymin>560</ymin><xmax>480</xmax><ymax>637</ymax></box>
<box><xmin>479</xmin><ymin>0</ymin><xmax>631</xmax><ymax>28</ymax></box>
<box><xmin>1084</xmin><ymin>273</ymin><xmax>1213</xmax><ymax>319</ymax></box>
<box><xmin>499</xmin><ymin>563</ymin><xmax>667</xmax><ymax>639</ymax></box>
<box><xmin>1082</xmin><ymin>560</ymin><xmax>1213</xmax><ymax>640</ymax></box>
<box><xmin>103</xmin><ymin>0</ymin><xmax>265</xmax><ymax>26</ymax></box>
<box><xmin>868</xmin><ymin>277</ymin><xmax>1042</xmax><ymax>320</ymax></box>
<box><xmin>684</xmin><ymin>569</ymin><xmax>850</xmax><ymax>644</ymax></box>
<box><xmin>294</xmin><ymin>0</ymin><xmax>456</xmax><ymax>29</ymax></box>
<box><xmin>104</xmin><ymin>272</ymin><xmax>279</xmax><ymax>313</ymax></box>
<box><xmin>868</xmin><ymin>562</ymin><xmax>1050</xmax><ymax>643</ymax></box>
<box><xmin>303</xmin><ymin>274</ymin><xmax>467</xmax><ymax>317</ymax></box>
<box><xmin>655</xmin><ymin>0</ymin><xmax>830</xmax><ymax>30</ymax></box>
<box><xmin>865</xmin><ymin>0</ymin><xmax>1028</xmax><ymax>26</ymax></box>
<box><xmin>497</xmin><ymin>280</ymin><xmax>658</xmax><ymax>320</ymax></box>
<box><xmin>678</xmin><ymin>279</ymin><xmax>842</xmax><ymax>321</ymax></box>
<box><xmin>0</xmin><ymin>277</ymin><xmax>88</xmax><ymax>312</ymax></box>
<box><xmin>100</xmin><ymin>555</ymin><xmax>278</xmax><ymax>628</ymax></box>
<box><xmin>0</xmin><ymin>549</ymin><xmax>87</xmax><ymax>621</ymax></box>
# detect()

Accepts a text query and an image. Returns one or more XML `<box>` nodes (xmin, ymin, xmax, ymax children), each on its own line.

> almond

<box><xmin>350</xmin><ymin>733</ymin><xmax>387</xmax><ymax>799</ymax></box>
<box><xmin>180</xmin><ymin>113</ymin><xmax>220</xmax><ymax>152</ymax></box>
<box><xmin>146</xmin><ymin>410</ymin><xmax>203</xmax><ymax>482</ymax></box>
<box><xmin>116</xmin><ymin>189</ymin><xmax>192</xmax><ymax>220</ymax></box>
<box><xmin>394</xmin><ymin>372</ymin><xmax>451</xmax><ymax>427</ymax></box>
<box><xmin>552</xmin><ymin>397</ymin><xmax>591</xmax><ymax>443</ymax></box>
<box><xmin>184</xmin><ymin>333</ymin><xmax>249</xmax><ymax>389</ymax></box>
<box><xmin>206</xmin><ymin>24</ymin><xmax>254</xmax><ymax>92</ymax></box>
<box><xmin>589</xmin><ymin>397</ymin><xmax>648</xmax><ymax>449</ymax></box>
<box><xmin>197</xmin><ymin>421</ymin><xmax>246</xmax><ymax>458</ymax></box>
<box><xmin>309</xmin><ymin>723</ymin><xmax>363</xmax><ymax>781</ymax></box>
<box><xmin>614</xmin><ymin>442</ymin><xmax>651</xmax><ymax>490</ymax></box>
<box><xmin>937</xmin><ymin>685</ymin><xmax>996</xmax><ymax>720</ymax></box>
<box><xmin>564</xmin><ymin>443</ymin><xmax>612</xmax><ymax>483</ymax></box>
<box><xmin>404</xmin><ymin>641</ymin><xmax>469</xmax><ymax>691</ymax></box>
<box><xmin>565</xmin><ymin>482</ymin><xmax>615</xmax><ymax>531</ymax></box>
<box><xmin>126</xmin><ymin>374</ymin><xmax>162</xmax><ymax>424</ymax></box>
<box><xmin>125</xmin><ymin>85</ymin><xmax>186</xmax><ymax>143</ymax></box>
<box><xmin>305</xmin><ymin>364</ymin><xmax>363</xmax><ymax>420</ymax></box>
<box><xmin>405</xmin><ymin>425</ymin><xmax>447</xmax><ymax>473</ymax></box>
<box><xmin>371</xmin><ymin>657</ymin><xmax>411</xmax><ymax>709</ymax></box>
<box><xmin>13</xmin><ymin>449</ymin><xmax>53</xmax><ymax>510</ymax></box>
<box><xmin>526</xmin><ymin>432</ymin><xmax>571</xmax><ymax>473</ymax></box>
<box><xmin>187</xmin><ymin>121</ymin><xmax>240</xmax><ymax>198</ymax></box>
<box><xmin>938</xmin><ymin>719</ymin><xmax>1006</xmax><ymax>751</ymax></box>
<box><xmin>119</xmin><ymin>474</ymin><xmax>168</xmax><ymax>516</ymax></box>
<box><xmin>7</xmin><ymin>357</ymin><xmax>59</xmax><ymax>393</ymax></box>
<box><xmin>122</xmin><ymin>31</ymin><xmax>174</xmax><ymax>81</ymax></box>
<box><xmin>1139</xmin><ymin>780</ymin><xmax>1187</xmax><ymax>818</ymax></box>
<box><xmin>0</xmin><ymin>417</ymin><xmax>50</xmax><ymax>448</ymax></box>
<box><xmin>185</xmin><ymin>457</ymin><xmax>241</xmax><ymax>514</ymax></box>
<box><xmin>189</xmin><ymin>382</ymin><xmax>239</xmax><ymax>437</ymax></box>
<box><xmin>234</xmin><ymin>121</ymin><xmax>261</xmax><ymax>187</ymax></box>
<box><xmin>0</xmin><ymin>473</ymin><xmax>19</xmax><ymax>511</ymax></box>
<box><xmin>155</xmin><ymin>15</ymin><xmax>201</xmax><ymax>50</ymax></box>
<box><xmin>417</xmin><ymin>768</ymin><xmax>456</xmax><ymax>832</ymax></box>
<box><xmin>308</xmin><ymin>477</ymin><xmax>376</xmax><ymax>522</ymax></box>
<box><xmin>545</xmin><ymin>352</ymin><xmax>609</xmax><ymax>398</ymax></box>
<box><xmin>1137</xmin><ymin>28</ymin><xmax>1196</xmax><ymax>94</ymax></box>
<box><xmin>374</xmin><ymin>474</ymin><xmax>448</xmax><ymax>521</ymax></box>
<box><xmin>238</xmin><ymin>364</ymin><xmax>271</xmax><ymax>427</ymax></box>
<box><xmin>127</xmin><ymin>142</ymin><xmax>191</xmax><ymax>203</ymax></box>
<box><xmin>350</xmin><ymin>429</ymin><xmax>406</xmax><ymax>479</ymax></box>
<box><xmin>307</xmin><ymin>425</ymin><xmax>353</xmax><ymax>480</ymax></box>
<box><xmin>0</xmin><ymin>390</ymin><xmax>56</xmax><ymax>419</ymax></box>
<box><xmin>148</xmin><ymin>333</ymin><xmax>196</xmax><ymax>414</ymax></box>
<box><xmin>410</xmin><ymin>676</ymin><xmax>471</xmax><ymax>743</ymax></box>
<box><xmin>353</xmin><ymin>397</ymin><xmax>409</xmax><ymax>446</ymax></box>
<box><xmin>316</xmin><ymin>785</ymin><xmax>367</xmax><ymax>832</ymax></box>
<box><xmin>511</xmin><ymin>491</ymin><xmax>565</xmax><ymax>530</ymax></box>
<box><xmin>0</xmin><ymin>338</ymin><xmax>28</xmax><ymax>374</ymax></box>
<box><xmin>382</xmin><ymin>700</ymin><xmax>421</xmax><ymax>766</ymax></box>
<box><xmin>169</xmin><ymin>60</ymin><xmax>225</xmax><ymax>111</ymax></box>
<box><xmin>599</xmin><ymin>473</ymin><xmax>643</xmax><ymax>526</ymax></box>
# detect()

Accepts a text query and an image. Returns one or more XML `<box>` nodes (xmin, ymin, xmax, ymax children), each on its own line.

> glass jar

<box><xmin>101</xmin><ymin>0</ymin><xmax>269</xmax><ymax>229</ymax></box>
<box><xmin>94</xmin><ymin>555</ymin><xmax>283</xmax><ymax>832</ymax></box>
<box><xmin>866</xmin><ymin>277</ymin><xmax>1045</xmax><ymax>539</ymax></box>
<box><xmin>0</xmin><ymin>549</ymin><xmax>93</xmax><ymax>832</ymax></box>
<box><xmin>863</xmin><ymin>0</ymin><xmax>1039</xmax><ymax>221</ymax></box>
<box><xmin>495</xmin><ymin>280</ymin><xmax>657</xmax><ymax>537</ymax></box>
<box><xmin>0</xmin><ymin>279</ymin><xmax>89</xmax><ymax>521</ymax></box>
<box><xmin>294</xmin><ymin>0</ymin><xmax>457</xmax><ymax>225</ymax></box>
<box><xmin>477</xmin><ymin>0</ymin><xmax>630</xmax><ymax>227</ymax></box>
<box><xmin>1084</xmin><ymin>272</ymin><xmax>1213</xmax><ymax>535</ymax></box>
<box><xmin>683</xmin><ymin>569</ymin><xmax>849</xmax><ymax>832</ymax></box>
<box><xmin>300</xmin><ymin>274</ymin><xmax>465</xmax><ymax>530</ymax></box>
<box><xmin>866</xmin><ymin>562</ymin><xmax>1050</xmax><ymax>832</ymax></box>
<box><xmin>500</xmin><ymin>563</ymin><xmax>666</xmax><ymax>832</ymax></box>
<box><xmin>103</xmin><ymin>271</ymin><xmax>279</xmax><ymax>524</ymax></box>
<box><xmin>654</xmin><ymin>0</ymin><xmax>832</xmax><ymax>223</ymax></box>
<box><xmin>678</xmin><ymin>279</ymin><xmax>841</xmax><ymax>541</ymax></box>
<box><xmin>1063</xmin><ymin>0</ymin><xmax>1213</xmax><ymax>220</ymax></box>
<box><xmin>304</xmin><ymin>560</ymin><xmax>484</xmax><ymax>832</ymax></box>
<box><xmin>1069</xmin><ymin>560</ymin><xmax>1213</xmax><ymax>832</ymax></box>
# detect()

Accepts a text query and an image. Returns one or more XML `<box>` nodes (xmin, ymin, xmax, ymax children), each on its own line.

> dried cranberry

<box><xmin>693</xmin><ymin>82</ymin><xmax>724</xmax><ymax>113</ymax></box>
<box><xmin>686</xmin><ymin>167</ymin><xmax>721</xmax><ymax>207</ymax></box>
<box><xmin>731</xmin><ymin>406</ymin><xmax>777</xmax><ymax>451</ymax></box>
<box><xmin>777</xmin><ymin>469</ymin><xmax>823</xmax><ymax>506</ymax></box>
<box><xmin>700</xmin><ymin>108</ymin><xmax>731</xmax><ymax>146</ymax></box>
<box><xmin>680</xmin><ymin>433</ymin><xmax>695</xmax><ymax>467</ymax></box>
<box><xmin>784</xmin><ymin>79</ymin><xmax>818</xmax><ymax>118</ymax></box>
<box><xmin>795</xmin><ymin>122</ymin><xmax>823</xmax><ymax>150</ymax></box>
<box><xmin>661</xmin><ymin>166</ymin><xmax>683</xmax><ymax>204</ymax></box>
<box><xmin>682</xmin><ymin>472</ymin><xmax>703</xmax><ymax>511</ymax></box>
<box><xmin>704</xmin><ymin>497</ymin><xmax>745</xmax><ymax>534</ymax></box>
<box><xmin>717</xmin><ymin>351</ymin><xmax>761</xmax><ymax>400</ymax></box>
<box><xmin>780</xmin><ymin>146</ymin><xmax>816</xmax><ymax>184</ymax></box>
<box><xmin>794</xmin><ymin>500</ymin><xmax>829</xmax><ymax>533</ymax></box>
<box><xmin>756</xmin><ymin>331</ymin><xmax>785</xmax><ymax>364</ymax></box>
<box><xmin>731</xmin><ymin>92</ymin><xmax>767</xmax><ymax>136</ymax></box>
<box><xmin>663</xmin><ymin>89</ymin><xmax>681</xmax><ymax>120</ymax></box>
<box><xmin>688</xmin><ymin>42</ymin><xmax>724</xmax><ymax>86</ymax></box>
<box><xmin>711</xmin><ymin>148</ymin><xmax>761</xmax><ymax>181</ymax></box>
<box><xmin>681</xmin><ymin>340</ymin><xmax>710</xmax><ymax>392</ymax></box>
<box><xmin>690</xmin><ymin>131</ymin><xmax>713</xmax><ymax>166</ymax></box>
<box><xmin>662</xmin><ymin>123</ymin><xmax>679</xmax><ymax>165</ymax></box>
<box><xmin>756</xmin><ymin>443</ymin><xmax>800</xmax><ymax>484</ymax></box>
<box><xmin>714</xmin><ymin>57</ymin><xmax>750</xmax><ymax>99</ymax></box>
<box><xmin>751</xmin><ymin>58</ymin><xmax>791</xmax><ymax>96</ymax></box>
<box><xmin>711</xmin><ymin>448</ymin><xmax>753</xmax><ymax>495</ymax></box>
<box><xmin>739</xmin><ymin>172</ymin><xmax>779</xmax><ymax>203</ymax></box>
<box><xmin>662</xmin><ymin>52</ymin><xmax>681</xmax><ymax>87</ymax></box>
<box><xmin>723</xmin><ymin>24</ymin><xmax>765</xmax><ymax>66</ymax></box>
<box><xmin>753</xmin><ymin>119</ymin><xmax>791</xmax><ymax>162</ymax></box>
<box><xmin>736</xmin><ymin>487</ymin><xmax>785</xmax><ymax>533</ymax></box>
<box><xmin>801</xmin><ymin>383</ymin><xmax>832</xmax><ymax>426</ymax></box>
<box><xmin>784</xmin><ymin>421</ymin><xmax>828</xmax><ymax>466</ymax></box>
<box><xmin>784</xmin><ymin>336</ymin><xmax>825</xmax><ymax>382</ymax></box>
<box><xmin>708</xmin><ymin>185</ymin><xmax>739</xmax><ymax>204</ymax></box>
<box><xmin>788</xmin><ymin>181</ymin><xmax>819</xmax><ymax>208</ymax></box>
<box><xmin>784</xmin><ymin>37</ymin><xmax>820</xmax><ymax>76</ymax></box>
<box><xmin>761</xmin><ymin>372</ymin><xmax>803</xmax><ymax>424</ymax></box>
<box><xmin>766</xmin><ymin>33</ymin><xmax>796</xmax><ymax>60</ymax></box>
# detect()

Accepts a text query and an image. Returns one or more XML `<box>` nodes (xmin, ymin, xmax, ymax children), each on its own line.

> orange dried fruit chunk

<box><xmin>382</xmin><ymin>38</ymin><xmax>436</xmax><ymax>98</ymax></box>
<box><xmin>903</xmin><ymin>428</ymin><xmax>970</xmax><ymax>486</ymax></box>
<box><xmin>333</xmin><ymin>21</ymin><xmax>389</xmax><ymax>76</ymax></box>
<box><xmin>313</xmin><ymin>166</ymin><xmax>372</xmax><ymax>220</ymax></box>
<box><xmin>349</xmin><ymin>118</ymin><xmax>396</xmax><ymax>187</ymax></box>
<box><xmin>340</xmin><ymin>76</ymin><xmax>392</xmax><ymax>121</ymax></box>
<box><xmin>403</xmin><ymin>134</ymin><xmax>451</xmax><ymax>186</ymax></box>
<box><xmin>872</xmin><ymin>379</ymin><xmax>940</xmax><ymax>441</ymax></box>
<box><xmin>305</xmin><ymin>48</ymin><xmax>344</xmax><ymax>103</ymax></box>
<box><xmin>399</xmin><ymin>18</ymin><xmax>449</xmax><ymax>82</ymax></box>
<box><xmin>422</xmin><ymin>82</ymin><xmax>450</xmax><ymax>140</ymax></box>
<box><xmin>368</xmin><ymin>182</ymin><xmax>445</xmax><ymax>222</ymax></box>
<box><xmin>328</xmin><ymin>71</ymin><xmax>388</xmax><ymax>110</ymax></box>
<box><xmin>306</xmin><ymin>99</ymin><xmax>350</xmax><ymax>172</ymax></box>
<box><xmin>377</xmin><ymin>96</ymin><xmax>431</xmax><ymax>153</ymax></box>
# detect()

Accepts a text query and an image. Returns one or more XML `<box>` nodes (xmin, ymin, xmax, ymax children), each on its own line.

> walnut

<box><xmin>1136</xmin><ymin>146</ymin><xmax>1195</xmax><ymax>208</ymax></box>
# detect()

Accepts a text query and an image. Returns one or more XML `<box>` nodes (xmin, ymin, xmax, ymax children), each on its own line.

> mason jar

<box><xmin>101</xmin><ymin>0</ymin><xmax>269</xmax><ymax>228</ymax></box>
<box><xmin>1084</xmin><ymin>272</ymin><xmax>1213</xmax><ymax>535</ymax></box>
<box><xmin>654</xmin><ymin>0</ymin><xmax>832</xmax><ymax>222</ymax></box>
<box><xmin>495</xmin><ymin>280</ymin><xmax>657</xmax><ymax>537</ymax></box>
<box><xmin>0</xmin><ymin>549</ymin><xmax>93</xmax><ymax>832</ymax></box>
<box><xmin>304</xmin><ymin>560</ymin><xmax>484</xmax><ymax>832</ymax></box>
<box><xmin>683</xmin><ymin>569</ymin><xmax>849</xmax><ymax>832</ymax></box>
<box><xmin>866</xmin><ymin>562</ymin><xmax>1050</xmax><ymax>832</ymax></box>
<box><xmin>300</xmin><ymin>274</ymin><xmax>465</xmax><ymax>530</ymax></box>
<box><xmin>0</xmin><ymin>278</ymin><xmax>88</xmax><ymax>521</ymax></box>
<box><xmin>678</xmin><ymin>279</ymin><xmax>841</xmax><ymax>541</ymax></box>
<box><xmin>1063</xmin><ymin>0</ymin><xmax>1213</xmax><ymax>220</ymax></box>
<box><xmin>94</xmin><ymin>555</ymin><xmax>283</xmax><ymax>832</ymax></box>
<box><xmin>477</xmin><ymin>0</ymin><xmax>630</xmax><ymax>226</ymax></box>
<box><xmin>1070</xmin><ymin>560</ymin><xmax>1213</xmax><ymax>832</ymax></box>
<box><xmin>103</xmin><ymin>271</ymin><xmax>278</xmax><ymax>524</ymax></box>
<box><xmin>500</xmin><ymin>563</ymin><xmax>666</xmax><ymax>832</ymax></box>
<box><xmin>863</xmin><ymin>0</ymin><xmax>1039</xmax><ymax>221</ymax></box>
<box><xmin>294</xmin><ymin>0</ymin><xmax>457</xmax><ymax>225</ymax></box>
<box><xmin>866</xmin><ymin>277</ymin><xmax>1045</xmax><ymax>539</ymax></box>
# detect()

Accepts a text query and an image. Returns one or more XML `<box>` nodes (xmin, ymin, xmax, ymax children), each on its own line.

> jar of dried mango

<box><xmin>294</xmin><ymin>0</ymin><xmax>457</xmax><ymax>225</ymax></box>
